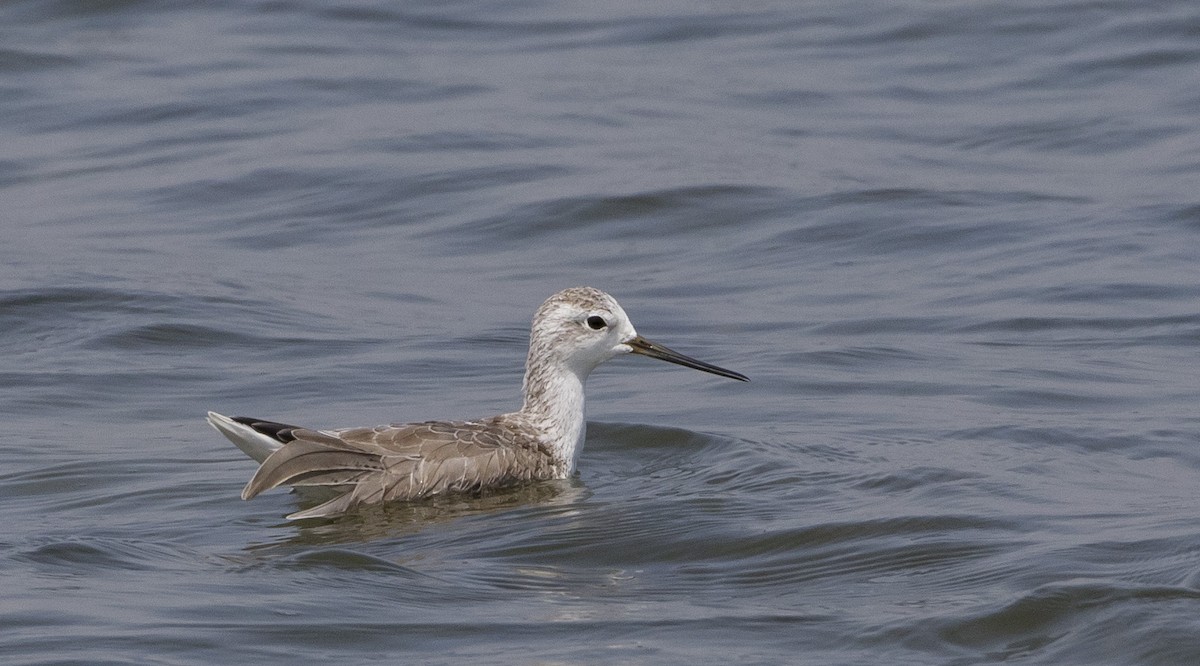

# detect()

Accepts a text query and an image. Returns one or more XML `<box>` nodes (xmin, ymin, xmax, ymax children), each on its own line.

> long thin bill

<box><xmin>626</xmin><ymin>335</ymin><xmax>749</xmax><ymax>382</ymax></box>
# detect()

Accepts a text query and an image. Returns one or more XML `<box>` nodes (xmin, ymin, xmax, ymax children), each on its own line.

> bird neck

<box><xmin>519</xmin><ymin>355</ymin><xmax>588</xmax><ymax>472</ymax></box>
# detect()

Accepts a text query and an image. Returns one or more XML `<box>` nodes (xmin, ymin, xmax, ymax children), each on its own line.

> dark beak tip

<box><xmin>628</xmin><ymin>336</ymin><xmax>749</xmax><ymax>383</ymax></box>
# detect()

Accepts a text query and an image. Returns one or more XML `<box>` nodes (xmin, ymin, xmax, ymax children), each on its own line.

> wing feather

<box><xmin>241</xmin><ymin>437</ymin><xmax>386</xmax><ymax>500</ymax></box>
<box><xmin>238</xmin><ymin>417</ymin><xmax>559</xmax><ymax>519</ymax></box>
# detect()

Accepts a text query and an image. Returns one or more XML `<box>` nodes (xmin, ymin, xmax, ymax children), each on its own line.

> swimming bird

<box><xmin>207</xmin><ymin>287</ymin><xmax>748</xmax><ymax>519</ymax></box>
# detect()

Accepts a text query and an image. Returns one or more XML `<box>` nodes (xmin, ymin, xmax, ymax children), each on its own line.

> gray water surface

<box><xmin>3</xmin><ymin>1</ymin><xmax>1200</xmax><ymax>664</ymax></box>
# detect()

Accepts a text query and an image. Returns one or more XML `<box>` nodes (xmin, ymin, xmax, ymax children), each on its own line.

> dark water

<box><xmin>3</xmin><ymin>1</ymin><xmax>1200</xmax><ymax>663</ymax></box>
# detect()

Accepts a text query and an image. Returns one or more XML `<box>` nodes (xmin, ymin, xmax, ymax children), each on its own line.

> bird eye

<box><xmin>586</xmin><ymin>315</ymin><xmax>607</xmax><ymax>330</ymax></box>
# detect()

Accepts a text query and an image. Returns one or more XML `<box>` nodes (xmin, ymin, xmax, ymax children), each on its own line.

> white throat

<box><xmin>519</xmin><ymin>360</ymin><xmax>589</xmax><ymax>473</ymax></box>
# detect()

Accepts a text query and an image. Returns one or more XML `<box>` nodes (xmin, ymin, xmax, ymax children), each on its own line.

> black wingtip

<box><xmin>231</xmin><ymin>416</ymin><xmax>302</xmax><ymax>443</ymax></box>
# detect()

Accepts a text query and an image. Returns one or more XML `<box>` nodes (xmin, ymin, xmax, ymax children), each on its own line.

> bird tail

<box><xmin>206</xmin><ymin>411</ymin><xmax>286</xmax><ymax>463</ymax></box>
<box><xmin>209</xmin><ymin>411</ymin><xmax>397</xmax><ymax>520</ymax></box>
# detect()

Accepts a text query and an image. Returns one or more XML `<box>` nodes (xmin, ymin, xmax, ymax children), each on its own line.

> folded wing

<box><xmin>241</xmin><ymin>418</ymin><xmax>556</xmax><ymax>520</ymax></box>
